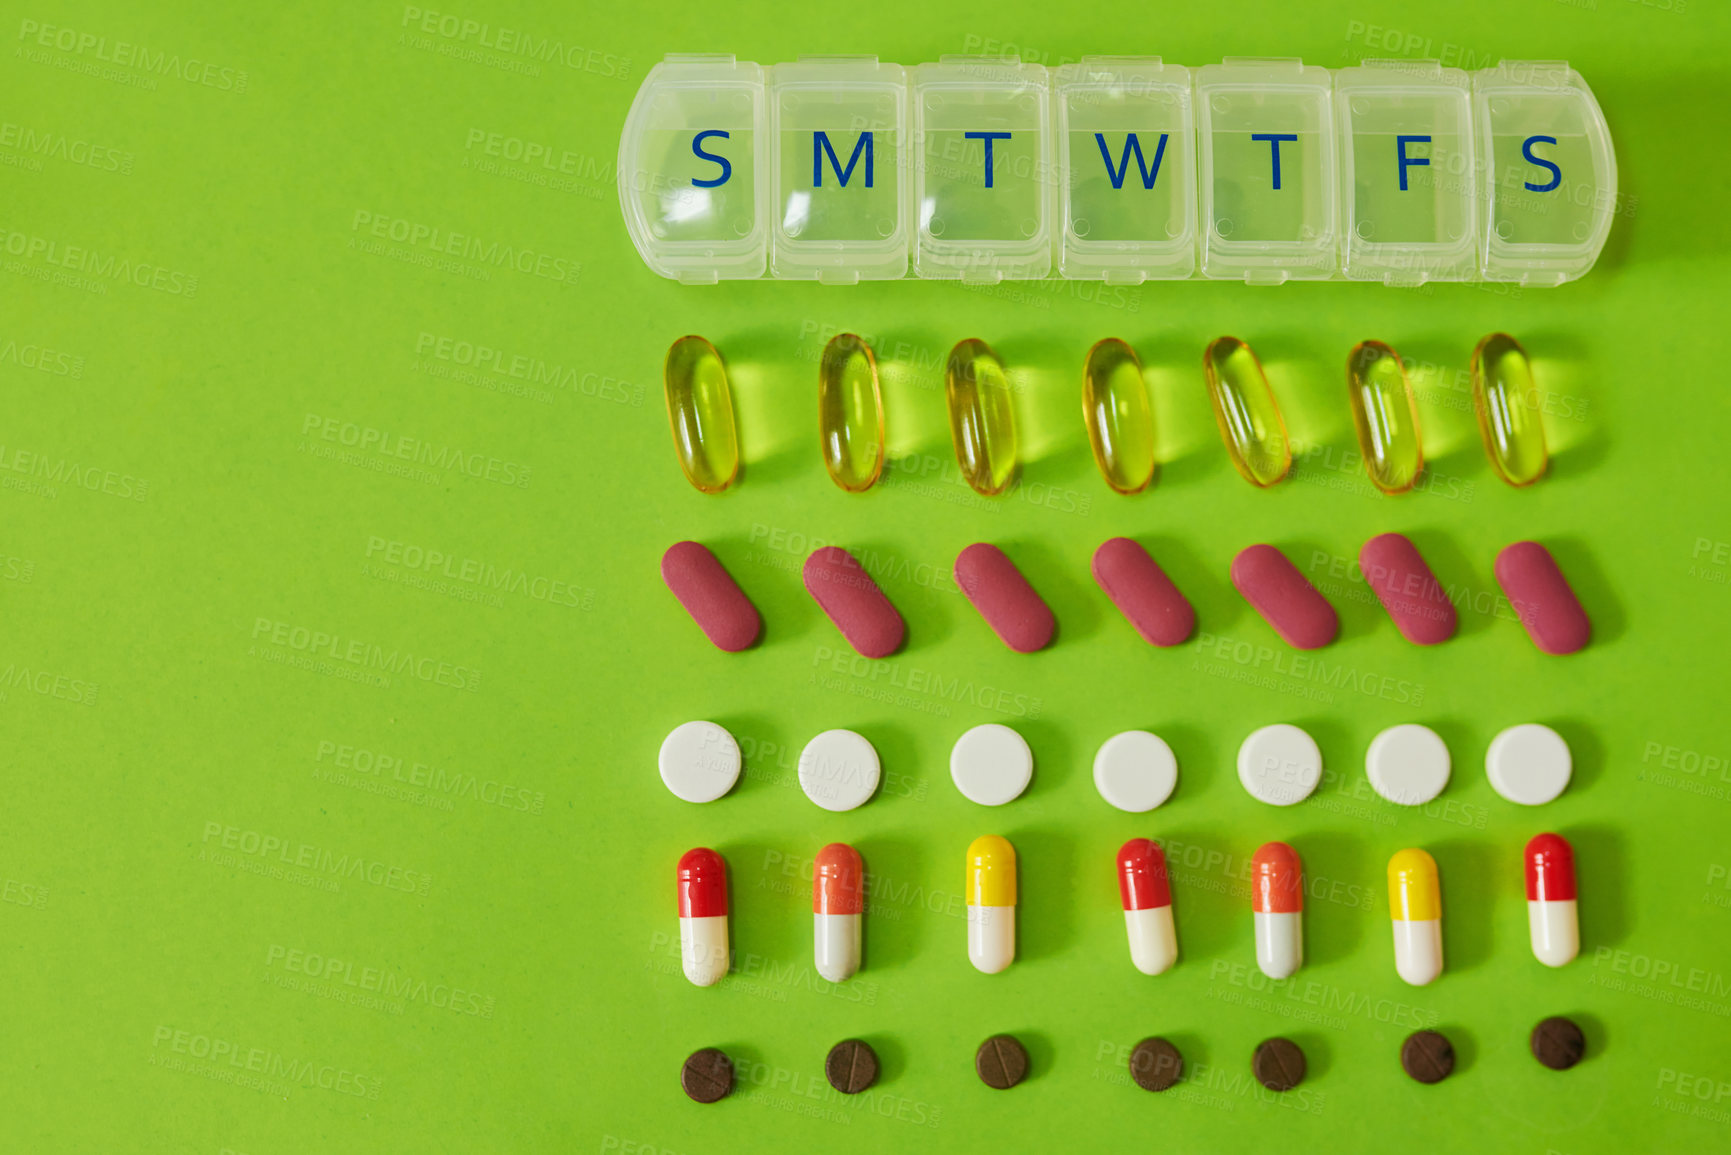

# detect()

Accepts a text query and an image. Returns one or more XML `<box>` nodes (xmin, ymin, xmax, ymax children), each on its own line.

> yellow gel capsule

<box><xmin>663</xmin><ymin>335</ymin><xmax>739</xmax><ymax>494</ymax></box>
<box><xmin>818</xmin><ymin>333</ymin><xmax>884</xmax><ymax>493</ymax></box>
<box><xmin>1203</xmin><ymin>336</ymin><xmax>1291</xmax><ymax>487</ymax></box>
<box><xmin>1471</xmin><ymin>333</ymin><xmax>1548</xmax><ymax>487</ymax></box>
<box><xmin>1346</xmin><ymin>340</ymin><xmax>1424</xmax><ymax>495</ymax></box>
<box><xmin>945</xmin><ymin>339</ymin><xmax>1018</xmax><ymax>496</ymax></box>
<box><xmin>1082</xmin><ymin>338</ymin><xmax>1156</xmax><ymax>495</ymax></box>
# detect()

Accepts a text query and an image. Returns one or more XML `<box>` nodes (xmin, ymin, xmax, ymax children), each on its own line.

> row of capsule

<box><xmin>675</xmin><ymin>835</ymin><xmax>1579</xmax><ymax>988</ymax></box>
<box><xmin>664</xmin><ymin>332</ymin><xmax>1551</xmax><ymax>497</ymax></box>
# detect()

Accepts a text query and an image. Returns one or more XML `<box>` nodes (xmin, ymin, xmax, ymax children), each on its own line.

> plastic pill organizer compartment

<box><xmin>617</xmin><ymin>55</ymin><xmax>1615</xmax><ymax>286</ymax></box>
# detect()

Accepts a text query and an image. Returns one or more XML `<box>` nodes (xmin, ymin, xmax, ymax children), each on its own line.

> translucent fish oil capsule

<box><xmin>1082</xmin><ymin>338</ymin><xmax>1156</xmax><ymax>495</ymax></box>
<box><xmin>1471</xmin><ymin>333</ymin><xmax>1548</xmax><ymax>487</ymax></box>
<box><xmin>945</xmin><ymin>339</ymin><xmax>1018</xmax><ymax>497</ymax></box>
<box><xmin>818</xmin><ymin>334</ymin><xmax>884</xmax><ymax>493</ymax></box>
<box><xmin>1346</xmin><ymin>340</ymin><xmax>1424</xmax><ymax>495</ymax></box>
<box><xmin>1202</xmin><ymin>337</ymin><xmax>1291</xmax><ymax>487</ymax></box>
<box><xmin>663</xmin><ymin>335</ymin><xmax>739</xmax><ymax>494</ymax></box>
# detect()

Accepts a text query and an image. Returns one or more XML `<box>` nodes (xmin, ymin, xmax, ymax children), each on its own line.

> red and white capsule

<box><xmin>677</xmin><ymin>847</ymin><xmax>729</xmax><ymax>987</ymax></box>
<box><xmin>1252</xmin><ymin>842</ymin><xmax>1304</xmax><ymax>979</ymax></box>
<box><xmin>1526</xmin><ymin>833</ymin><xmax>1578</xmax><ymax>967</ymax></box>
<box><xmin>814</xmin><ymin>843</ymin><xmax>864</xmax><ymax>982</ymax></box>
<box><xmin>1117</xmin><ymin>839</ymin><xmax>1177</xmax><ymax>975</ymax></box>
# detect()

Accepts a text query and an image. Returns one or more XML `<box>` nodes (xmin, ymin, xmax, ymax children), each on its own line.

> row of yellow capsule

<box><xmin>663</xmin><ymin>332</ymin><xmax>1550</xmax><ymax>497</ymax></box>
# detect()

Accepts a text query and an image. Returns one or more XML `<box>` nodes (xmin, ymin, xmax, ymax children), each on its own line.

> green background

<box><xmin>5</xmin><ymin>1</ymin><xmax>1730</xmax><ymax>1151</ymax></box>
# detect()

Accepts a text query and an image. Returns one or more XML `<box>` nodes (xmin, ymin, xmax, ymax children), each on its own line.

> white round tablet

<box><xmin>798</xmin><ymin>729</ymin><xmax>881</xmax><ymax>811</ymax></box>
<box><xmin>1093</xmin><ymin>731</ymin><xmax>1178</xmax><ymax>812</ymax></box>
<box><xmin>1365</xmin><ymin>724</ymin><xmax>1450</xmax><ymax>806</ymax></box>
<box><xmin>658</xmin><ymin>721</ymin><xmax>741</xmax><ymax>803</ymax></box>
<box><xmin>1486</xmin><ymin>723</ymin><xmax>1571</xmax><ymax>806</ymax></box>
<box><xmin>1238</xmin><ymin>724</ymin><xmax>1322</xmax><ymax>806</ymax></box>
<box><xmin>950</xmin><ymin>724</ymin><xmax>1033</xmax><ymax>806</ymax></box>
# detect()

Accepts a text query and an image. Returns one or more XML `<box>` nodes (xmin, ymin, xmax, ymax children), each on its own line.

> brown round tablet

<box><xmin>825</xmin><ymin>1039</ymin><xmax>879</xmax><ymax>1095</ymax></box>
<box><xmin>1252</xmin><ymin>1037</ymin><xmax>1306</xmax><ymax>1092</ymax></box>
<box><xmin>1531</xmin><ymin>1016</ymin><xmax>1586</xmax><ymax>1070</ymax></box>
<box><xmin>1400</xmin><ymin>1030</ymin><xmax>1455</xmax><ymax>1084</ymax></box>
<box><xmin>680</xmin><ymin>1047</ymin><xmax>734</xmax><ymax>1103</ymax></box>
<box><xmin>1129</xmin><ymin>1037</ymin><xmax>1183</xmax><ymax>1092</ymax></box>
<box><xmin>975</xmin><ymin>1034</ymin><xmax>1029</xmax><ymax>1089</ymax></box>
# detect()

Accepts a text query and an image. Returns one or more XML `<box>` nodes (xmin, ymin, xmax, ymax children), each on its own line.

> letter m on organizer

<box><xmin>1095</xmin><ymin>133</ymin><xmax>1169</xmax><ymax>190</ymax></box>
<box><xmin>814</xmin><ymin>132</ymin><xmax>874</xmax><ymax>188</ymax></box>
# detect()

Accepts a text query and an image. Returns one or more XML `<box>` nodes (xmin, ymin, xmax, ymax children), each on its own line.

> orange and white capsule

<box><xmin>814</xmin><ymin>843</ymin><xmax>864</xmax><ymax>982</ymax></box>
<box><xmin>1389</xmin><ymin>848</ymin><xmax>1443</xmax><ymax>986</ymax></box>
<box><xmin>1118</xmin><ymin>839</ymin><xmax>1177</xmax><ymax>975</ymax></box>
<box><xmin>966</xmin><ymin>835</ymin><xmax>1016</xmax><ymax>974</ymax></box>
<box><xmin>1252</xmin><ymin>842</ymin><xmax>1304</xmax><ymax>979</ymax></box>
<box><xmin>677</xmin><ymin>847</ymin><xmax>728</xmax><ymax>987</ymax></box>
<box><xmin>1526</xmin><ymin>833</ymin><xmax>1578</xmax><ymax>967</ymax></box>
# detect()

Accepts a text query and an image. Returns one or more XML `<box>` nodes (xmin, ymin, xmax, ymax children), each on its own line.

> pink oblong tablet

<box><xmin>1359</xmin><ymin>533</ymin><xmax>1457</xmax><ymax>645</ymax></box>
<box><xmin>661</xmin><ymin>541</ymin><xmax>760</xmax><ymax>652</ymax></box>
<box><xmin>955</xmin><ymin>543</ymin><xmax>1054</xmax><ymax>653</ymax></box>
<box><xmin>1231</xmin><ymin>544</ymin><xmax>1339</xmax><ymax>650</ymax></box>
<box><xmin>1092</xmin><ymin>537</ymin><xmax>1195</xmax><ymax>647</ymax></box>
<box><xmin>1495</xmin><ymin>541</ymin><xmax>1590</xmax><ymax>655</ymax></box>
<box><xmin>804</xmin><ymin>546</ymin><xmax>905</xmax><ymax>659</ymax></box>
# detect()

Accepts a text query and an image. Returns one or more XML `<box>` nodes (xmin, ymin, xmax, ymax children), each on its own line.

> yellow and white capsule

<box><xmin>1388</xmin><ymin>848</ymin><xmax>1443</xmax><ymax>986</ymax></box>
<box><xmin>966</xmin><ymin>835</ymin><xmax>1016</xmax><ymax>974</ymax></box>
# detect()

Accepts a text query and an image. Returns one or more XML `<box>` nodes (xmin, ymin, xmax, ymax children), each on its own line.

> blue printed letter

<box><xmin>1396</xmin><ymin>135</ymin><xmax>1431</xmax><ymax>191</ymax></box>
<box><xmin>814</xmin><ymin>132</ymin><xmax>874</xmax><ymax>188</ymax></box>
<box><xmin>1095</xmin><ymin>133</ymin><xmax>1169</xmax><ymax>191</ymax></box>
<box><xmin>965</xmin><ymin>131</ymin><xmax>1012</xmax><ymax>188</ymax></box>
<box><xmin>1252</xmin><ymin>133</ymin><xmax>1298</xmax><ymax>190</ymax></box>
<box><xmin>1522</xmin><ymin>135</ymin><xmax>1561</xmax><ymax>192</ymax></box>
<box><xmin>691</xmin><ymin>130</ymin><xmax>731</xmax><ymax>188</ymax></box>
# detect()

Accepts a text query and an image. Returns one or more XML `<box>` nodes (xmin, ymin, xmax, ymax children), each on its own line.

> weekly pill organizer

<box><xmin>8</xmin><ymin>2</ymin><xmax>1731</xmax><ymax>1154</ymax></box>
<box><xmin>618</xmin><ymin>55</ymin><xmax>1617</xmax><ymax>285</ymax></box>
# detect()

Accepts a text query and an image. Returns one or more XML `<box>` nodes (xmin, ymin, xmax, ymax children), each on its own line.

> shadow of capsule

<box><xmin>1427</xmin><ymin>836</ymin><xmax>1502</xmax><ymax>975</ymax></box>
<box><xmin>1007</xmin><ymin>825</ymin><xmax>1076</xmax><ymax>962</ymax></box>
<box><xmin>1561</xmin><ymin>822</ymin><xmax>1628</xmax><ymax>951</ymax></box>
<box><xmin>852</xmin><ymin>834</ymin><xmax>930</xmax><ymax>973</ymax></box>
<box><xmin>1003</xmin><ymin>536</ymin><xmax>1103</xmax><ymax>647</ymax></box>
<box><xmin>1543</xmin><ymin>535</ymin><xmax>1626</xmax><ymax>648</ymax></box>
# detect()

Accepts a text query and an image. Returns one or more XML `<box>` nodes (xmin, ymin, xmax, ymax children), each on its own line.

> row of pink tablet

<box><xmin>660</xmin><ymin>535</ymin><xmax>1590</xmax><ymax>658</ymax></box>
